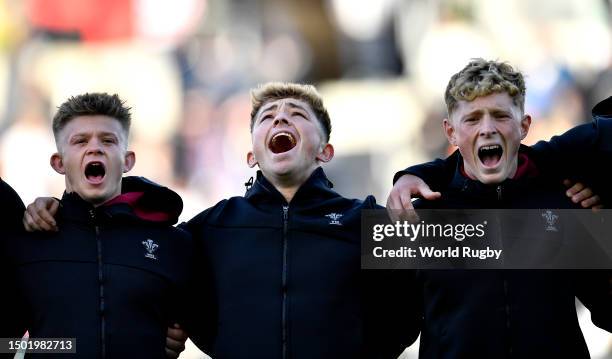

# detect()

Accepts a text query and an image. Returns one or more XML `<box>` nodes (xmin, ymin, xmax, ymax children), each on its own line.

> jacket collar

<box><xmin>58</xmin><ymin>176</ymin><xmax>182</xmax><ymax>225</ymax></box>
<box><xmin>245</xmin><ymin>167</ymin><xmax>337</xmax><ymax>205</ymax></box>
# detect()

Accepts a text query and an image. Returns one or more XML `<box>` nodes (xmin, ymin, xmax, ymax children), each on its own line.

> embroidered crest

<box><xmin>142</xmin><ymin>239</ymin><xmax>159</xmax><ymax>260</ymax></box>
<box><xmin>541</xmin><ymin>210</ymin><xmax>558</xmax><ymax>232</ymax></box>
<box><xmin>325</xmin><ymin>213</ymin><xmax>343</xmax><ymax>226</ymax></box>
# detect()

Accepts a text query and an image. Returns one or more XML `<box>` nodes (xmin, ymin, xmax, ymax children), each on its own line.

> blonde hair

<box><xmin>250</xmin><ymin>82</ymin><xmax>331</xmax><ymax>141</ymax></box>
<box><xmin>445</xmin><ymin>58</ymin><xmax>526</xmax><ymax>116</ymax></box>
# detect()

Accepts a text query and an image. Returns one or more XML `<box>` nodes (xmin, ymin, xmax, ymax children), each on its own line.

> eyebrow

<box><xmin>260</xmin><ymin>104</ymin><xmax>278</xmax><ymax>114</ymax></box>
<box><xmin>259</xmin><ymin>102</ymin><xmax>309</xmax><ymax>116</ymax></box>
<box><xmin>286</xmin><ymin>102</ymin><xmax>308</xmax><ymax>112</ymax></box>
<box><xmin>461</xmin><ymin>109</ymin><xmax>483</xmax><ymax>119</ymax></box>
<box><xmin>69</xmin><ymin>131</ymin><xmax>120</xmax><ymax>141</ymax></box>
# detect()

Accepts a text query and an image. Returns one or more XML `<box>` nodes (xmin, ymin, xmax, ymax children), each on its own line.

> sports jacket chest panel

<box><xmin>191</xmin><ymin>168</ymin><xmax>374</xmax><ymax>359</ymax></box>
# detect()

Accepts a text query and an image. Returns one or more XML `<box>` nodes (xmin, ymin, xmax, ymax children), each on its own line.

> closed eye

<box><xmin>292</xmin><ymin>111</ymin><xmax>307</xmax><ymax>119</ymax></box>
<box><xmin>494</xmin><ymin>113</ymin><xmax>511</xmax><ymax>119</ymax></box>
<box><xmin>260</xmin><ymin>114</ymin><xmax>274</xmax><ymax>122</ymax></box>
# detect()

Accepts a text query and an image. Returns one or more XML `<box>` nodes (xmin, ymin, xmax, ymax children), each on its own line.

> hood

<box><xmin>60</xmin><ymin>176</ymin><xmax>183</xmax><ymax>226</ymax></box>
<box><xmin>101</xmin><ymin>176</ymin><xmax>183</xmax><ymax>225</ymax></box>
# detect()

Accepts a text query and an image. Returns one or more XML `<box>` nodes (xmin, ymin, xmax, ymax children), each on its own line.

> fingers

<box><xmin>37</xmin><ymin>201</ymin><xmax>59</xmax><ymax>230</ymax></box>
<box><xmin>165</xmin><ymin>348</ymin><xmax>179</xmax><ymax>359</ymax></box>
<box><xmin>23</xmin><ymin>202</ymin><xmax>58</xmax><ymax>232</ymax></box>
<box><xmin>399</xmin><ymin>192</ymin><xmax>414</xmax><ymax>210</ymax></box>
<box><xmin>386</xmin><ymin>187</ymin><xmax>403</xmax><ymax>210</ymax></box>
<box><xmin>385</xmin><ymin>190</ymin><xmax>419</xmax><ymax>223</ymax></box>
<box><xmin>580</xmin><ymin>195</ymin><xmax>601</xmax><ymax>209</ymax></box>
<box><xmin>48</xmin><ymin>198</ymin><xmax>60</xmax><ymax>214</ymax></box>
<box><xmin>562</xmin><ymin>180</ymin><xmax>602</xmax><ymax>208</ymax></box>
<box><xmin>167</xmin><ymin>324</ymin><xmax>188</xmax><ymax>341</ymax></box>
<box><xmin>565</xmin><ymin>182</ymin><xmax>584</xmax><ymax>198</ymax></box>
<box><xmin>165</xmin><ymin>324</ymin><xmax>187</xmax><ymax>358</ymax></box>
<box><xmin>571</xmin><ymin>187</ymin><xmax>593</xmax><ymax>204</ymax></box>
<box><xmin>420</xmin><ymin>188</ymin><xmax>442</xmax><ymax>201</ymax></box>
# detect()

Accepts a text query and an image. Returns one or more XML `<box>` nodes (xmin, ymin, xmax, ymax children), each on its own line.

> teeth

<box><xmin>480</xmin><ymin>145</ymin><xmax>501</xmax><ymax>151</ymax></box>
<box><xmin>272</xmin><ymin>132</ymin><xmax>296</xmax><ymax>145</ymax></box>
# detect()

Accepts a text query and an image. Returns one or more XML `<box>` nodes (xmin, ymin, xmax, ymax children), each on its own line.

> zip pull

<box><xmin>497</xmin><ymin>185</ymin><xmax>502</xmax><ymax>201</ymax></box>
<box><xmin>89</xmin><ymin>209</ymin><xmax>100</xmax><ymax>235</ymax></box>
<box><xmin>244</xmin><ymin>176</ymin><xmax>254</xmax><ymax>192</ymax></box>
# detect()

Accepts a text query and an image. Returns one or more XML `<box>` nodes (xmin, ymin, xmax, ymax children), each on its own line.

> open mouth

<box><xmin>478</xmin><ymin>144</ymin><xmax>503</xmax><ymax>168</ymax></box>
<box><xmin>84</xmin><ymin>161</ymin><xmax>106</xmax><ymax>184</ymax></box>
<box><xmin>269</xmin><ymin>132</ymin><xmax>297</xmax><ymax>154</ymax></box>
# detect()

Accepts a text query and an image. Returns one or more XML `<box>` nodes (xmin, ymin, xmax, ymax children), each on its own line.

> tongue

<box><xmin>481</xmin><ymin>153</ymin><xmax>501</xmax><ymax>167</ymax></box>
<box><xmin>87</xmin><ymin>174</ymin><xmax>104</xmax><ymax>183</ymax></box>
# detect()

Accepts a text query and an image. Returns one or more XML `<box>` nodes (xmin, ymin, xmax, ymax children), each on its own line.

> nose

<box><xmin>273</xmin><ymin>112</ymin><xmax>290</xmax><ymax>126</ymax></box>
<box><xmin>86</xmin><ymin>138</ymin><xmax>104</xmax><ymax>155</ymax></box>
<box><xmin>479</xmin><ymin>115</ymin><xmax>497</xmax><ymax>137</ymax></box>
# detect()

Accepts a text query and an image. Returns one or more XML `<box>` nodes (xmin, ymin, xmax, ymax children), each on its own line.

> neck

<box><xmin>263</xmin><ymin>166</ymin><xmax>318</xmax><ymax>203</ymax></box>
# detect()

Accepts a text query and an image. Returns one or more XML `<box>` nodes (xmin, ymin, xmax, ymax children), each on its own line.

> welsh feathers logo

<box><xmin>325</xmin><ymin>213</ymin><xmax>343</xmax><ymax>226</ymax></box>
<box><xmin>541</xmin><ymin>210</ymin><xmax>559</xmax><ymax>232</ymax></box>
<box><xmin>142</xmin><ymin>239</ymin><xmax>159</xmax><ymax>260</ymax></box>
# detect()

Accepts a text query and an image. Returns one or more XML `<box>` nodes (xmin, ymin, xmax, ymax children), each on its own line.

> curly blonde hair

<box><xmin>250</xmin><ymin>82</ymin><xmax>331</xmax><ymax>142</ymax></box>
<box><xmin>445</xmin><ymin>58</ymin><xmax>526</xmax><ymax>116</ymax></box>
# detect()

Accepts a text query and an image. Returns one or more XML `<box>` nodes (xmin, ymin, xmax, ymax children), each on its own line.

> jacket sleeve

<box><xmin>529</xmin><ymin>97</ymin><xmax>612</xmax><ymax>203</ymax></box>
<box><xmin>177</xmin><ymin>208</ymin><xmax>218</xmax><ymax>355</ymax></box>
<box><xmin>392</xmin><ymin>151</ymin><xmax>460</xmax><ymax>191</ymax></box>
<box><xmin>0</xmin><ymin>179</ymin><xmax>28</xmax><ymax>349</ymax></box>
<box><xmin>0</xmin><ymin>178</ymin><xmax>25</xmax><ymax>232</ymax></box>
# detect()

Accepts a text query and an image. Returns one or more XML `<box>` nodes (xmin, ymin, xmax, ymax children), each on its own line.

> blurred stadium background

<box><xmin>1</xmin><ymin>0</ymin><xmax>610</xmax><ymax>358</ymax></box>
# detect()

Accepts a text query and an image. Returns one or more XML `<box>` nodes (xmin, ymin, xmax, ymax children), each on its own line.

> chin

<box><xmin>80</xmin><ymin>189</ymin><xmax>111</xmax><ymax>204</ymax></box>
<box><xmin>266</xmin><ymin>162</ymin><xmax>295</xmax><ymax>176</ymax></box>
<box><xmin>476</xmin><ymin>171</ymin><xmax>506</xmax><ymax>185</ymax></box>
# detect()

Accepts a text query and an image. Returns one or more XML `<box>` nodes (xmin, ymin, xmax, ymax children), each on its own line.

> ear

<box><xmin>443</xmin><ymin>118</ymin><xmax>456</xmax><ymax>146</ymax></box>
<box><xmin>520</xmin><ymin>114</ymin><xmax>531</xmax><ymax>140</ymax></box>
<box><xmin>50</xmin><ymin>153</ymin><xmax>65</xmax><ymax>174</ymax></box>
<box><xmin>247</xmin><ymin>151</ymin><xmax>258</xmax><ymax>168</ymax></box>
<box><xmin>316</xmin><ymin>143</ymin><xmax>334</xmax><ymax>163</ymax></box>
<box><xmin>123</xmin><ymin>150</ymin><xmax>136</xmax><ymax>173</ymax></box>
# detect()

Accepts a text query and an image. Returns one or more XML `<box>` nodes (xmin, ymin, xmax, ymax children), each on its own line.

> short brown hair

<box><xmin>52</xmin><ymin>93</ymin><xmax>132</xmax><ymax>140</ymax></box>
<box><xmin>445</xmin><ymin>58</ymin><xmax>526</xmax><ymax>116</ymax></box>
<box><xmin>250</xmin><ymin>82</ymin><xmax>332</xmax><ymax>142</ymax></box>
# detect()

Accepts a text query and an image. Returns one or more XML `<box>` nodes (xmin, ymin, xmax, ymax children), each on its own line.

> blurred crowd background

<box><xmin>1</xmin><ymin>0</ymin><xmax>610</xmax><ymax>358</ymax></box>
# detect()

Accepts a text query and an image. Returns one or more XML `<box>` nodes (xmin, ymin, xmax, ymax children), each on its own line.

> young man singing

<box><xmin>8</xmin><ymin>93</ymin><xmax>195</xmax><ymax>358</ymax></box>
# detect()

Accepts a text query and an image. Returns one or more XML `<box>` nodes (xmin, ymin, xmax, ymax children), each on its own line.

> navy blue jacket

<box><xmin>410</xmin><ymin>149</ymin><xmax>611</xmax><ymax>359</ymax></box>
<box><xmin>4</xmin><ymin>177</ymin><xmax>194</xmax><ymax>359</ymax></box>
<box><xmin>185</xmin><ymin>167</ymin><xmax>411</xmax><ymax>359</ymax></box>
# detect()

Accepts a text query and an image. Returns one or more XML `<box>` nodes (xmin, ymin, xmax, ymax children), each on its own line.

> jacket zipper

<box><xmin>281</xmin><ymin>205</ymin><xmax>289</xmax><ymax>359</ymax></box>
<box><xmin>497</xmin><ymin>185</ymin><xmax>503</xmax><ymax>201</ymax></box>
<box><xmin>90</xmin><ymin>209</ymin><xmax>106</xmax><ymax>359</ymax></box>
